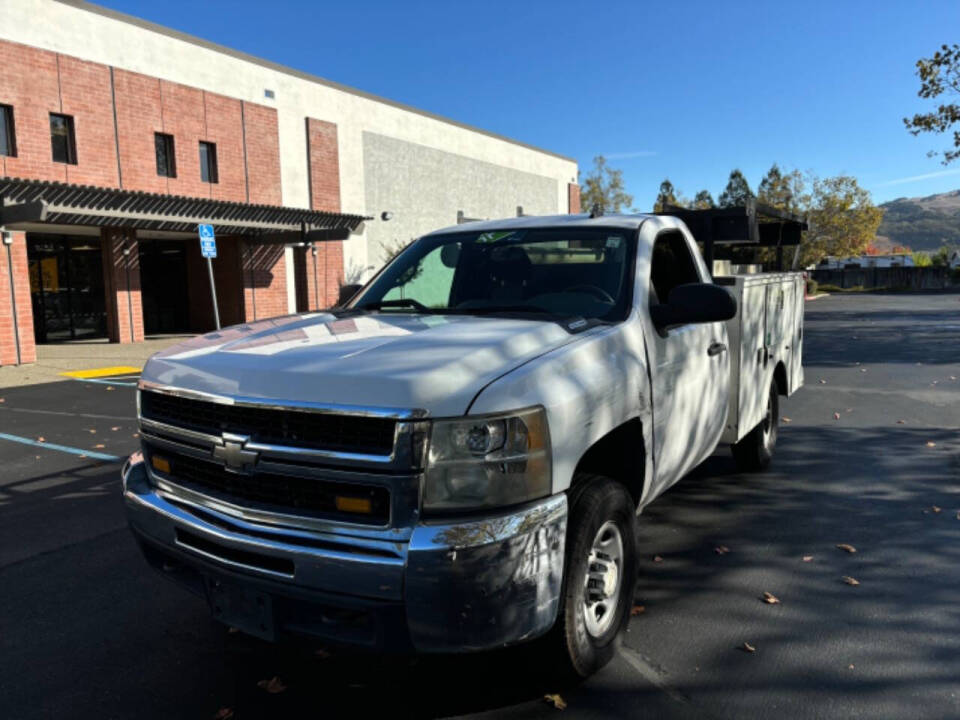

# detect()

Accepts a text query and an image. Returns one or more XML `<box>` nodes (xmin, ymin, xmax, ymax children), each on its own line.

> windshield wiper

<box><xmin>358</xmin><ymin>298</ymin><xmax>432</xmax><ymax>313</ymax></box>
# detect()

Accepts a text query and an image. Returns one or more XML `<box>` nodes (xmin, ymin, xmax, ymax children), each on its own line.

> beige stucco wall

<box><xmin>0</xmin><ymin>0</ymin><xmax>578</xmax><ymax>280</ymax></box>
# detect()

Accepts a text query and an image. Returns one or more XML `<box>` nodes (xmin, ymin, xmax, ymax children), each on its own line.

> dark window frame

<box><xmin>648</xmin><ymin>229</ymin><xmax>704</xmax><ymax>308</ymax></box>
<box><xmin>198</xmin><ymin>141</ymin><xmax>218</xmax><ymax>184</ymax></box>
<box><xmin>0</xmin><ymin>104</ymin><xmax>16</xmax><ymax>158</ymax></box>
<box><xmin>154</xmin><ymin>132</ymin><xmax>177</xmax><ymax>178</ymax></box>
<box><xmin>49</xmin><ymin>113</ymin><xmax>78</xmax><ymax>165</ymax></box>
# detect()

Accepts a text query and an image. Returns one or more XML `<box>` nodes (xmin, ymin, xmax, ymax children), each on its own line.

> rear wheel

<box><xmin>551</xmin><ymin>475</ymin><xmax>638</xmax><ymax>678</ymax></box>
<box><xmin>732</xmin><ymin>377</ymin><xmax>780</xmax><ymax>471</ymax></box>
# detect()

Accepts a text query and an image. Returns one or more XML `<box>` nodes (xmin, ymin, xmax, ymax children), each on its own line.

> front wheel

<box><xmin>551</xmin><ymin>475</ymin><xmax>638</xmax><ymax>678</ymax></box>
<box><xmin>731</xmin><ymin>377</ymin><xmax>780</xmax><ymax>471</ymax></box>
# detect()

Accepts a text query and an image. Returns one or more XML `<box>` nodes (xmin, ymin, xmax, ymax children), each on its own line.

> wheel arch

<box><xmin>773</xmin><ymin>360</ymin><xmax>788</xmax><ymax>396</ymax></box>
<box><xmin>570</xmin><ymin>417</ymin><xmax>648</xmax><ymax>507</ymax></box>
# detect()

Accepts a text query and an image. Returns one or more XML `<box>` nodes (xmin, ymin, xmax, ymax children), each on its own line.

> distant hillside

<box><xmin>877</xmin><ymin>190</ymin><xmax>960</xmax><ymax>251</ymax></box>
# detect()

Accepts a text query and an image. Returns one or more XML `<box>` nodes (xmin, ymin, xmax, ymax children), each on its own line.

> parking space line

<box><xmin>60</xmin><ymin>366</ymin><xmax>142</xmax><ymax>379</ymax></box>
<box><xmin>68</xmin><ymin>377</ymin><xmax>138</xmax><ymax>387</ymax></box>
<box><xmin>0</xmin><ymin>407</ymin><xmax>130</xmax><ymax>421</ymax></box>
<box><xmin>0</xmin><ymin>432</ymin><xmax>122</xmax><ymax>462</ymax></box>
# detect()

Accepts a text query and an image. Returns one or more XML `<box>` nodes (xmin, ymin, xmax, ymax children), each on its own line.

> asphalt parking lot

<box><xmin>1</xmin><ymin>291</ymin><xmax>958</xmax><ymax>720</ymax></box>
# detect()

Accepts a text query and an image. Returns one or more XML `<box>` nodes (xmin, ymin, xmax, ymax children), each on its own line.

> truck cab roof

<box><xmin>424</xmin><ymin>212</ymin><xmax>660</xmax><ymax>237</ymax></box>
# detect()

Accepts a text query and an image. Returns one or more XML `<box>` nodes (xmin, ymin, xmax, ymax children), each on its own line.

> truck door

<box><xmin>645</xmin><ymin>229</ymin><xmax>731</xmax><ymax>493</ymax></box>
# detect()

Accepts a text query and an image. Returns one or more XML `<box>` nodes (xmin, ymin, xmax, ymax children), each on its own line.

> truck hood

<box><xmin>141</xmin><ymin>313</ymin><xmax>577</xmax><ymax>417</ymax></box>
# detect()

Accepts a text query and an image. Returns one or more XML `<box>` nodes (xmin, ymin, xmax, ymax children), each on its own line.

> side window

<box><xmin>382</xmin><ymin>242</ymin><xmax>459</xmax><ymax>308</ymax></box>
<box><xmin>649</xmin><ymin>231</ymin><xmax>701</xmax><ymax>305</ymax></box>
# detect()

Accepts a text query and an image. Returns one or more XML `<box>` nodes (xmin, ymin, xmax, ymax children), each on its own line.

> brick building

<box><xmin>0</xmin><ymin>0</ymin><xmax>579</xmax><ymax>366</ymax></box>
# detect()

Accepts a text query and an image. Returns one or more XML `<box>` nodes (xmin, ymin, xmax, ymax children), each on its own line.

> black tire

<box><xmin>732</xmin><ymin>377</ymin><xmax>780</xmax><ymax>472</ymax></box>
<box><xmin>550</xmin><ymin>474</ymin><xmax>638</xmax><ymax>678</ymax></box>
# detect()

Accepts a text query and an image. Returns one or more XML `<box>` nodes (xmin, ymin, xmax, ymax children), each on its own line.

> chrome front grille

<box><xmin>140</xmin><ymin>389</ymin><xmax>397</xmax><ymax>456</ymax></box>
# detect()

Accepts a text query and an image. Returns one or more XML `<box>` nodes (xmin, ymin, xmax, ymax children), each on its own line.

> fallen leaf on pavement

<box><xmin>833</xmin><ymin>412</ymin><xmax>841</xmax><ymax>420</ymax></box>
<box><xmin>93</xmin><ymin>444</ymin><xmax>106</xmax><ymax>449</ymax></box>
<box><xmin>845</xmin><ymin>408</ymin><xmax>853</xmax><ymax>412</ymax></box>
<box><xmin>931</xmin><ymin>506</ymin><xmax>942</xmax><ymax>513</ymax></box>
<box><xmin>111</xmin><ymin>426</ymin><xmax>120</xmax><ymax>431</ymax></box>
<box><xmin>132</xmin><ymin>433</ymin><xmax>140</xmax><ymax>438</ymax></box>
<box><xmin>950</xmin><ymin>376</ymin><xmax>957</xmax><ymax>381</ymax></box>
<box><xmin>715</xmin><ymin>545</ymin><xmax>730</xmax><ymax>555</ymax></box>
<box><xmin>842</xmin><ymin>576</ymin><xmax>860</xmax><ymax>586</ymax></box>
<box><xmin>653</xmin><ymin>555</ymin><xmax>663</xmax><ymax>563</ymax></box>
<box><xmin>630</xmin><ymin>605</ymin><xmax>646</xmax><ymax>616</ymax></box>
<box><xmin>860</xmin><ymin>368</ymin><xmax>867</xmax><ymax>373</ymax></box>
<box><xmin>803</xmin><ymin>555</ymin><xmax>814</xmax><ymax>562</ymax></box>
<box><xmin>88</xmin><ymin>429</ymin><xmax>96</xmax><ymax>434</ymax></box>
<box><xmin>820</xmin><ymin>379</ymin><xmax>827</xmax><ymax>384</ymax></box>
<box><xmin>257</xmin><ymin>676</ymin><xmax>287</xmax><ymax>694</ymax></box>
<box><xmin>781</xmin><ymin>417</ymin><xmax>792</xmax><ymax>423</ymax></box>
<box><xmin>836</xmin><ymin>544</ymin><xmax>857</xmax><ymax>553</ymax></box>
<box><xmin>897</xmin><ymin>419</ymin><xmax>906</xmax><ymax>424</ymax></box>
<box><xmin>741</xmin><ymin>642</ymin><xmax>756</xmax><ymax>653</ymax></box>
<box><xmin>543</xmin><ymin>694</ymin><xmax>567</xmax><ymax>710</ymax></box>
<box><xmin>37</xmin><ymin>437</ymin><xmax>45</xmax><ymax>443</ymax></box>
<box><xmin>226</xmin><ymin>627</ymin><xmax>239</xmax><ymax>634</ymax></box>
<box><xmin>106</xmin><ymin>386</ymin><xmax>115</xmax><ymax>391</ymax></box>
<box><xmin>848</xmin><ymin>664</ymin><xmax>855</xmax><ymax>670</ymax></box>
<box><xmin>0</xmin><ymin>398</ymin><xmax>5</xmax><ymax>402</ymax></box>
<box><xmin>314</xmin><ymin>648</ymin><xmax>332</xmax><ymax>659</ymax></box>
<box><xmin>213</xmin><ymin>709</ymin><xmax>234</xmax><ymax>720</ymax></box>
<box><xmin>762</xmin><ymin>592</ymin><xmax>780</xmax><ymax>604</ymax></box>
<box><xmin>926</xmin><ymin>442</ymin><xmax>937</xmax><ymax>448</ymax></box>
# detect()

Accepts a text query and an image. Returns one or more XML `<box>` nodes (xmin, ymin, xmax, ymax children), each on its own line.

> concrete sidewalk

<box><xmin>0</xmin><ymin>336</ymin><xmax>190</xmax><ymax>389</ymax></box>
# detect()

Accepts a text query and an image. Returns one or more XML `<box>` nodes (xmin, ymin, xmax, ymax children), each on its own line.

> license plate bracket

<box><xmin>205</xmin><ymin>577</ymin><xmax>275</xmax><ymax>641</ymax></box>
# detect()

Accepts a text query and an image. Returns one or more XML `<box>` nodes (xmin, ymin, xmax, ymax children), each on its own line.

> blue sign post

<box><xmin>198</xmin><ymin>224</ymin><xmax>221</xmax><ymax>330</ymax></box>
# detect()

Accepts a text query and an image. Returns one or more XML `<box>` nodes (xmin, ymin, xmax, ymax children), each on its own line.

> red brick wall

<box><xmin>241</xmin><ymin>241</ymin><xmax>288</xmax><ymax>322</ymax></box>
<box><xmin>0</xmin><ymin>232</ymin><xmax>37</xmax><ymax>365</ymax></box>
<box><xmin>58</xmin><ymin>55</ymin><xmax>119</xmax><ymax>187</ymax></box>
<box><xmin>0</xmin><ymin>41</ymin><xmax>66</xmax><ymax>182</ymax></box>
<box><xmin>204</xmin><ymin>93</ymin><xmax>246</xmax><ymax>203</ymax></box>
<box><xmin>568</xmin><ymin>183</ymin><xmax>581</xmax><ymax>214</ymax></box>
<box><xmin>112</xmin><ymin>69</ymin><xmax>166</xmax><ymax>194</ymax></box>
<box><xmin>185</xmin><ymin>239</ymin><xmax>245</xmax><ymax>331</ymax></box>
<box><xmin>242</xmin><ymin>102</ymin><xmax>282</xmax><ymax>205</ymax></box>
<box><xmin>306</xmin><ymin>118</ymin><xmax>343</xmax><ymax>307</ymax></box>
<box><xmin>160</xmin><ymin>80</ymin><xmax>208</xmax><ymax>199</ymax></box>
<box><xmin>100</xmin><ymin>229</ymin><xmax>144</xmax><ymax>343</ymax></box>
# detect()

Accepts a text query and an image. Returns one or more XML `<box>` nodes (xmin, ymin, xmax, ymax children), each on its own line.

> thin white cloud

<box><xmin>876</xmin><ymin>167</ymin><xmax>960</xmax><ymax>187</ymax></box>
<box><xmin>603</xmin><ymin>150</ymin><xmax>657</xmax><ymax>160</ymax></box>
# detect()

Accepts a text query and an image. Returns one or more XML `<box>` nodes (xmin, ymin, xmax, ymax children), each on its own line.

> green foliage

<box><xmin>757</xmin><ymin>164</ymin><xmax>808</xmax><ymax>214</ymax></box>
<box><xmin>653</xmin><ymin>179</ymin><xmax>679</xmax><ymax>212</ymax></box>
<box><xmin>801</xmin><ymin>175</ymin><xmax>884</xmax><ymax>267</ymax></box>
<box><xmin>903</xmin><ymin>43</ymin><xmax>960</xmax><ymax>164</ymax></box>
<box><xmin>931</xmin><ymin>246</ymin><xmax>951</xmax><ymax>266</ymax></box>
<box><xmin>913</xmin><ymin>251</ymin><xmax>933</xmax><ymax>267</ymax></box>
<box><xmin>718</xmin><ymin>169</ymin><xmax>754</xmax><ymax>207</ymax></box>
<box><xmin>692</xmin><ymin>190</ymin><xmax>715</xmax><ymax>209</ymax></box>
<box><xmin>805</xmin><ymin>278</ymin><xmax>818</xmax><ymax>296</ymax></box>
<box><xmin>580</xmin><ymin>156</ymin><xmax>634</xmax><ymax>214</ymax></box>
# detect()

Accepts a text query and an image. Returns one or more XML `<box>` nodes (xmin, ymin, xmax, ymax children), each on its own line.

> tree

<box><xmin>579</xmin><ymin>155</ymin><xmax>633</xmax><ymax>214</ymax></box>
<box><xmin>718</xmin><ymin>169</ymin><xmax>754</xmax><ymax>207</ymax></box>
<box><xmin>904</xmin><ymin>43</ymin><xmax>960</xmax><ymax>164</ymax></box>
<box><xmin>913</xmin><ymin>251</ymin><xmax>933</xmax><ymax>267</ymax></box>
<box><xmin>653</xmin><ymin>179</ymin><xmax>679</xmax><ymax>212</ymax></box>
<box><xmin>757</xmin><ymin>163</ymin><xmax>807</xmax><ymax>214</ymax></box>
<box><xmin>932</xmin><ymin>246</ymin><xmax>951</xmax><ymax>266</ymax></box>
<box><xmin>800</xmin><ymin>176</ymin><xmax>884</xmax><ymax>267</ymax></box>
<box><xmin>692</xmin><ymin>189</ymin><xmax>715</xmax><ymax>209</ymax></box>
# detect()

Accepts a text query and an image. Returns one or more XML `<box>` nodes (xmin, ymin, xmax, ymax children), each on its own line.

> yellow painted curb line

<box><xmin>60</xmin><ymin>365</ymin><xmax>142</xmax><ymax>379</ymax></box>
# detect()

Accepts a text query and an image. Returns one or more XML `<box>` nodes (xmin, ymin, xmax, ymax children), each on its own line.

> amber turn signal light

<box><xmin>335</xmin><ymin>496</ymin><xmax>372</xmax><ymax>514</ymax></box>
<box><xmin>151</xmin><ymin>455</ymin><xmax>170</xmax><ymax>474</ymax></box>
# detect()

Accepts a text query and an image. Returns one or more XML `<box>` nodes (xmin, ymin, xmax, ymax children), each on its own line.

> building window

<box><xmin>0</xmin><ymin>104</ymin><xmax>16</xmax><ymax>157</ymax></box>
<box><xmin>154</xmin><ymin>133</ymin><xmax>176</xmax><ymax>178</ymax></box>
<box><xmin>49</xmin><ymin>113</ymin><xmax>77</xmax><ymax>164</ymax></box>
<box><xmin>198</xmin><ymin>141</ymin><xmax>218</xmax><ymax>183</ymax></box>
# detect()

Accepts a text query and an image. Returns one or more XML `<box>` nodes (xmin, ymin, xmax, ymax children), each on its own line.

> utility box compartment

<box><xmin>716</xmin><ymin>272</ymin><xmax>805</xmax><ymax>444</ymax></box>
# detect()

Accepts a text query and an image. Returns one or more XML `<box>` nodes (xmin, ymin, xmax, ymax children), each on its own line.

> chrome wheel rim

<box><xmin>583</xmin><ymin>520</ymin><xmax>624</xmax><ymax>638</ymax></box>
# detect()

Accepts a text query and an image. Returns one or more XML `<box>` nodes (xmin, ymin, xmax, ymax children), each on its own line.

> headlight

<box><xmin>423</xmin><ymin>406</ymin><xmax>551</xmax><ymax>513</ymax></box>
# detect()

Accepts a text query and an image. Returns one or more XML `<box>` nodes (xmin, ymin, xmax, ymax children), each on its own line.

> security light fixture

<box><xmin>1</xmin><ymin>230</ymin><xmax>12</xmax><ymax>245</ymax></box>
<box><xmin>380</xmin><ymin>211</ymin><xmax>393</xmax><ymax>221</ymax></box>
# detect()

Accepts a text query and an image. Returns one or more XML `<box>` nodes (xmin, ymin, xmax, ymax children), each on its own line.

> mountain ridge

<box><xmin>876</xmin><ymin>189</ymin><xmax>960</xmax><ymax>251</ymax></box>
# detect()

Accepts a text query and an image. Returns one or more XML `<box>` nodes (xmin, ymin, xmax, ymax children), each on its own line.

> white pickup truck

<box><xmin>122</xmin><ymin>211</ymin><xmax>803</xmax><ymax>677</ymax></box>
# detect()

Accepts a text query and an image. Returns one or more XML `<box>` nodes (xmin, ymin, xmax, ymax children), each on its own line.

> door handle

<box><xmin>707</xmin><ymin>341</ymin><xmax>727</xmax><ymax>357</ymax></box>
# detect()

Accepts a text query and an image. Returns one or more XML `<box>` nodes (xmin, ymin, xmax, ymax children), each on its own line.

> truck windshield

<box><xmin>350</xmin><ymin>228</ymin><xmax>635</xmax><ymax>322</ymax></box>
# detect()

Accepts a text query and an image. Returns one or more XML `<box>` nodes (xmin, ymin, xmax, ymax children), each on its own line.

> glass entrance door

<box><xmin>27</xmin><ymin>235</ymin><xmax>107</xmax><ymax>343</ymax></box>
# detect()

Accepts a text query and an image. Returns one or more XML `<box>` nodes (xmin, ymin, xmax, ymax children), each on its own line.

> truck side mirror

<box><xmin>650</xmin><ymin>283</ymin><xmax>737</xmax><ymax>330</ymax></box>
<box><xmin>338</xmin><ymin>284</ymin><xmax>362</xmax><ymax>307</ymax></box>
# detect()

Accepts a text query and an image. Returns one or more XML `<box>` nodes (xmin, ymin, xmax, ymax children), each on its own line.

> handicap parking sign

<box><xmin>198</xmin><ymin>224</ymin><xmax>217</xmax><ymax>258</ymax></box>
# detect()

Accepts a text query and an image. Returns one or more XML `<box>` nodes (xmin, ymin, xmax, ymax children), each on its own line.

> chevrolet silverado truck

<box><xmin>122</xmin><ymin>210</ymin><xmax>804</xmax><ymax>677</ymax></box>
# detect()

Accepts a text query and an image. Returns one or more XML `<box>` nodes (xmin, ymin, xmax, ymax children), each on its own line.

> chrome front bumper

<box><xmin>122</xmin><ymin>454</ymin><xmax>566</xmax><ymax>652</ymax></box>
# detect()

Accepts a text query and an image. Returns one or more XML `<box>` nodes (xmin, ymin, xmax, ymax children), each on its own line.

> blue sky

<box><xmin>99</xmin><ymin>0</ymin><xmax>960</xmax><ymax>210</ymax></box>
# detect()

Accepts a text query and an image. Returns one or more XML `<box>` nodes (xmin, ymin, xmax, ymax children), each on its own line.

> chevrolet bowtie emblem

<box><xmin>213</xmin><ymin>432</ymin><xmax>259</xmax><ymax>472</ymax></box>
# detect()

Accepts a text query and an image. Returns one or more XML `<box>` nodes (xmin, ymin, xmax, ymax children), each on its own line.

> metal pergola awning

<box><xmin>0</xmin><ymin>178</ymin><xmax>369</xmax><ymax>241</ymax></box>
